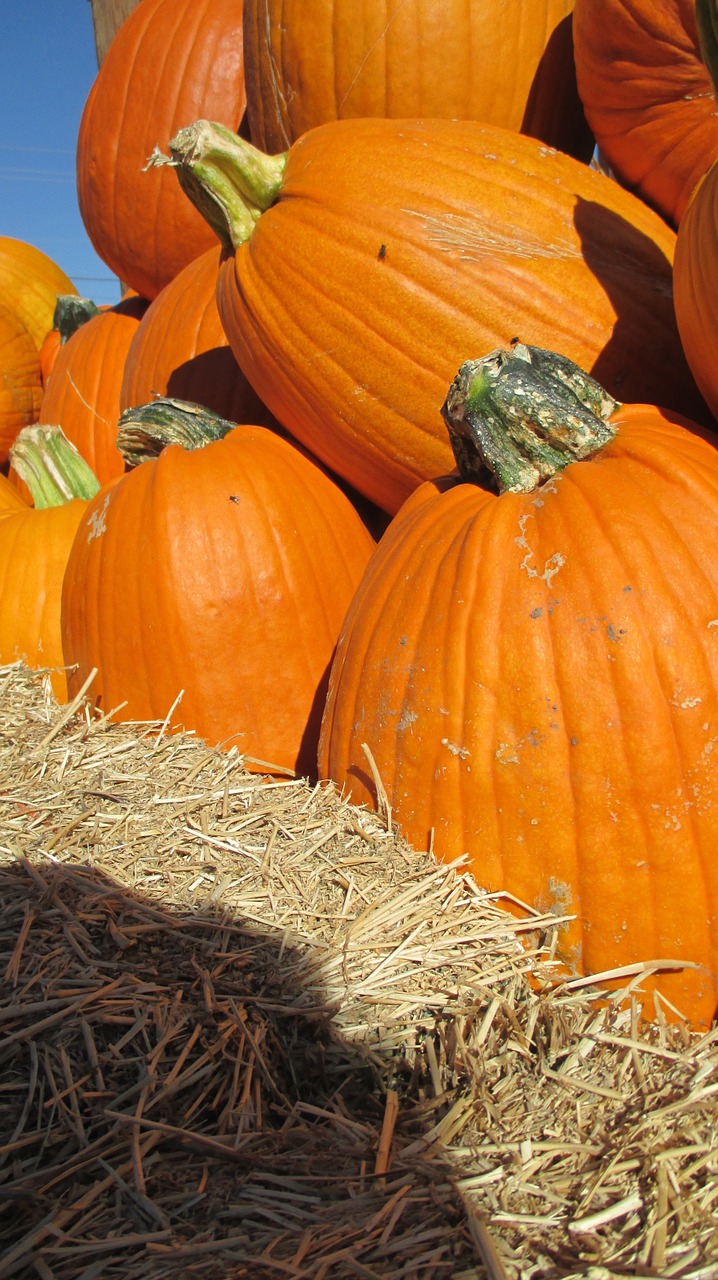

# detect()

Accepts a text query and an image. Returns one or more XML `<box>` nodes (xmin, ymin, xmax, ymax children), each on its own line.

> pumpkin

<box><xmin>318</xmin><ymin>344</ymin><xmax>718</xmax><ymax>1029</ymax></box>
<box><xmin>0</xmin><ymin>237</ymin><xmax>78</xmax><ymax>351</ymax></box>
<box><xmin>161</xmin><ymin>117</ymin><xmax>707</xmax><ymax>516</ymax></box>
<box><xmin>0</xmin><ymin>305</ymin><xmax>43</xmax><ymax>465</ymax></box>
<box><xmin>244</xmin><ymin>0</ymin><xmax>593</xmax><ymax>161</ymax></box>
<box><xmin>120</xmin><ymin>247</ymin><xmax>274</xmax><ymax>425</ymax></box>
<box><xmin>60</xmin><ymin>398</ymin><xmax>376</xmax><ymax>778</ymax></box>
<box><xmin>76</xmin><ymin>0</ymin><xmax>248</xmax><ymax>300</ymax></box>
<box><xmin>34</xmin><ymin>294</ymin><xmax>147</xmax><ymax>487</ymax></box>
<box><xmin>39</xmin><ymin>295</ymin><xmax>101</xmax><ymax>389</ymax></box>
<box><xmin>1</xmin><ymin>426</ymin><xmax>100</xmax><ymax>703</ymax></box>
<box><xmin>572</xmin><ymin>0</ymin><xmax>718</xmax><ymax>227</ymax></box>
<box><xmin>673</xmin><ymin>0</ymin><xmax>718</xmax><ymax>420</ymax></box>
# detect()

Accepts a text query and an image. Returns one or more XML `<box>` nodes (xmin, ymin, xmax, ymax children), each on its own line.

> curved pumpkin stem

<box><xmin>440</xmin><ymin>344</ymin><xmax>619</xmax><ymax>494</ymax></box>
<box><xmin>696</xmin><ymin>0</ymin><xmax>718</xmax><ymax>97</ymax></box>
<box><xmin>52</xmin><ymin>294</ymin><xmax>101</xmax><ymax>345</ymax></box>
<box><xmin>9</xmin><ymin>425</ymin><xmax>101</xmax><ymax>509</ymax></box>
<box><xmin>116</xmin><ymin>397</ymin><xmax>237</xmax><ymax>467</ymax></box>
<box><xmin>147</xmin><ymin>121</ymin><xmax>287</xmax><ymax>251</ymax></box>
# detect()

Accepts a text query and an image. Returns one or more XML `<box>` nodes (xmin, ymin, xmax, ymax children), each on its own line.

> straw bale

<box><xmin>0</xmin><ymin>661</ymin><xmax>716</xmax><ymax>1279</ymax></box>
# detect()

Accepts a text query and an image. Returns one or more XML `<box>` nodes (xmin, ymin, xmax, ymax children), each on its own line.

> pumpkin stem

<box><xmin>696</xmin><ymin>0</ymin><xmax>718</xmax><ymax>97</ymax></box>
<box><xmin>146</xmin><ymin>121</ymin><xmax>287</xmax><ymax>251</ymax></box>
<box><xmin>52</xmin><ymin>294</ymin><xmax>101</xmax><ymax>345</ymax></box>
<box><xmin>9</xmin><ymin>425</ymin><xmax>101</xmax><ymax>509</ymax></box>
<box><xmin>116</xmin><ymin>397</ymin><xmax>237</xmax><ymax>467</ymax></box>
<box><xmin>440</xmin><ymin>344</ymin><xmax>620</xmax><ymax>494</ymax></box>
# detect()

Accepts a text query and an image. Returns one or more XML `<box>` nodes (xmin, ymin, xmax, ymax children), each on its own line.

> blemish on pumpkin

<box><xmin>398</xmin><ymin>709</ymin><xmax>418</xmax><ymax>731</ymax></box>
<box><xmin>516</xmin><ymin>513</ymin><xmax>565</xmax><ymax>585</ymax></box>
<box><xmin>86</xmin><ymin>494</ymin><xmax>111</xmax><ymax>543</ymax></box>
<box><xmin>441</xmin><ymin>738</ymin><xmax>469</xmax><ymax>759</ymax></box>
<box><xmin>495</xmin><ymin>742</ymin><xmax>519</xmax><ymax>765</ymax></box>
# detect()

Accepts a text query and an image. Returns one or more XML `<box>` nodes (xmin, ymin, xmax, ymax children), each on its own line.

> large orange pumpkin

<box><xmin>1</xmin><ymin>426</ymin><xmax>100</xmax><ymax>703</ymax></box>
<box><xmin>35</xmin><ymin>294</ymin><xmax>147</xmax><ymax>486</ymax></box>
<box><xmin>76</xmin><ymin>0</ymin><xmax>248</xmax><ymax>300</ymax></box>
<box><xmin>60</xmin><ymin>400</ymin><xmax>375</xmax><ymax>777</ymax></box>
<box><xmin>164</xmin><ymin>117</ymin><xmax>707</xmax><ymax>516</ymax></box>
<box><xmin>244</xmin><ymin>0</ymin><xmax>593</xmax><ymax>161</ymax></box>
<box><xmin>573</xmin><ymin>0</ymin><xmax>718</xmax><ymax>227</ymax></box>
<box><xmin>318</xmin><ymin>344</ymin><xmax>718</xmax><ymax>1029</ymax></box>
<box><xmin>119</xmin><ymin>247</ymin><xmax>273</xmax><ymax>425</ymax></box>
<box><xmin>0</xmin><ymin>237</ymin><xmax>78</xmax><ymax>351</ymax></box>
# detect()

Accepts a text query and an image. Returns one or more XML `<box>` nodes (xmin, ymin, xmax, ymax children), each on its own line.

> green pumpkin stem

<box><xmin>696</xmin><ymin>0</ymin><xmax>718</xmax><ymax>98</ymax></box>
<box><xmin>116</xmin><ymin>397</ymin><xmax>237</xmax><ymax>467</ymax></box>
<box><xmin>146</xmin><ymin>121</ymin><xmax>287</xmax><ymax>251</ymax></box>
<box><xmin>9</xmin><ymin>425</ymin><xmax>101</xmax><ymax>508</ymax></box>
<box><xmin>52</xmin><ymin>294</ymin><xmax>101</xmax><ymax>345</ymax></box>
<box><xmin>440</xmin><ymin>344</ymin><xmax>620</xmax><ymax>494</ymax></box>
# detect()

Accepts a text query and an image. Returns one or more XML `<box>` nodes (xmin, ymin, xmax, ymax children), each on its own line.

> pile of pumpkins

<box><xmin>3</xmin><ymin>0</ymin><xmax>718</xmax><ymax>1028</ymax></box>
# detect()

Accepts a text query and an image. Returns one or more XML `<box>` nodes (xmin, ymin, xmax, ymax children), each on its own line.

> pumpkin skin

<box><xmin>318</xmin><ymin>397</ymin><xmax>718</xmax><ymax>1028</ymax></box>
<box><xmin>573</xmin><ymin>0</ymin><xmax>718</xmax><ymax>227</ymax></box>
<box><xmin>35</xmin><ymin>295</ymin><xmax>147</xmax><ymax>486</ymax></box>
<box><xmin>0</xmin><ymin>306</ymin><xmax>42</xmax><ymax>465</ymax></box>
<box><xmin>119</xmin><ymin>247</ymin><xmax>274</xmax><ymax>425</ymax></box>
<box><xmin>76</xmin><ymin>0</ymin><xmax>248</xmax><ymax>300</ymax></box>
<box><xmin>61</xmin><ymin>425</ymin><xmax>375</xmax><ymax>777</ymax></box>
<box><xmin>202</xmin><ymin>117</ymin><xmax>706</xmax><ymax>515</ymax></box>
<box><xmin>0</xmin><ymin>237</ymin><xmax>77</xmax><ymax>351</ymax></box>
<box><xmin>244</xmin><ymin>0</ymin><xmax>592</xmax><ymax>161</ymax></box>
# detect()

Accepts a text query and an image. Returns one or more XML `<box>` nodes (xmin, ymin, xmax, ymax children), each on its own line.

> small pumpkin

<box><xmin>35</xmin><ymin>294</ymin><xmax>147</xmax><ymax>486</ymax></box>
<box><xmin>573</xmin><ymin>0</ymin><xmax>718</xmax><ymax>227</ymax></box>
<box><xmin>0</xmin><ymin>426</ymin><xmax>100</xmax><ymax>702</ymax></box>
<box><xmin>39</xmin><ymin>295</ymin><xmax>101</xmax><ymax>389</ymax></box>
<box><xmin>244</xmin><ymin>0</ymin><xmax>593</xmax><ymax>161</ymax></box>
<box><xmin>318</xmin><ymin>344</ymin><xmax>718</xmax><ymax>1028</ymax></box>
<box><xmin>160</xmin><ymin>117</ymin><xmax>706</xmax><ymax>516</ymax></box>
<box><xmin>60</xmin><ymin>398</ymin><xmax>376</xmax><ymax>777</ymax></box>
<box><xmin>119</xmin><ymin>247</ymin><xmax>274</xmax><ymax>425</ymax></box>
<box><xmin>76</xmin><ymin>0</ymin><xmax>248</xmax><ymax>299</ymax></box>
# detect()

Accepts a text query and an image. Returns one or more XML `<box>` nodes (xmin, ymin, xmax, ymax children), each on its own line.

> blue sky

<box><xmin>1</xmin><ymin>2</ymin><xmax>123</xmax><ymax>307</ymax></box>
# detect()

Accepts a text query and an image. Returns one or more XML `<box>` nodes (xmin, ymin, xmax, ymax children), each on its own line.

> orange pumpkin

<box><xmin>35</xmin><ymin>294</ymin><xmax>147</xmax><ymax>486</ymax></box>
<box><xmin>319</xmin><ymin>344</ymin><xmax>718</xmax><ymax>1028</ymax></box>
<box><xmin>573</xmin><ymin>0</ymin><xmax>718</xmax><ymax>227</ymax></box>
<box><xmin>0</xmin><ymin>237</ymin><xmax>78</xmax><ymax>351</ymax></box>
<box><xmin>60</xmin><ymin>399</ymin><xmax>375</xmax><ymax>777</ymax></box>
<box><xmin>0</xmin><ymin>305</ymin><xmax>42</xmax><ymax>465</ymax></box>
<box><xmin>120</xmin><ymin>247</ymin><xmax>274</xmax><ymax>425</ymax></box>
<box><xmin>39</xmin><ymin>295</ymin><xmax>101</xmax><ymax>389</ymax></box>
<box><xmin>1</xmin><ymin>426</ymin><xmax>100</xmax><ymax>702</ymax></box>
<box><xmin>244</xmin><ymin>0</ymin><xmax>593</xmax><ymax>161</ymax></box>
<box><xmin>76</xmin><ymin>0</ymin><xmax>248</xmax><ymax>300</ymax></box>
<box><xmin>164</xmin><ymin>117</ymin><xmax>707</xmax><ymax>516</ymax></box>
<box><xmin>673</xmin><ymin>0</ymin><xmax>718</xmax><ymax>419</ymax></box>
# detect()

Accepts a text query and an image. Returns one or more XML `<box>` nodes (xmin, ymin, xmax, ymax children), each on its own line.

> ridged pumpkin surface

<box><xmin>61</xmin><ymin>426</ymin><xmax>375</xmax><ymax>777</ymax></box>
<box><xmin>120</xmin><ymin>248</ymin><xmax>273</xmax><ymax>425</ymax></box>
<box><xmin>0</xmin><ymin>237</ymin><xmax>77</xmax><ymax>351</ymax></box>
<box><xmin>76</xmin><ymin>0</ymin><xmax>247</xmax><ymax>299</ymax></box>
<box><xmin>0</xmin><ymin>305</ymin><xmax>42</xmax><ymax>464</ymax></box>
<box><xmin>573</xmin><ymin>0</ymin><xmax>718</xmax><ymax>226</ymax></box>
<box><xmin>318</xmin><ymin>403</ymin><xmax>718</xmax><ymax>1027</ymax></box>
<box><xmin>37</xmin><ymin>295</ymin><xmax>147</xmax><ymax>485</ymax></box>
<box><xmin>214</xmin><ymin>118</ymin><xmax>706</xmax><ymax>515</ymax></box>
<box><xmin>0</xmin><ymin>498</ymin><xmax>90</xmax><ymax>703</ymax></box>
<box><xmin>674</xmin><ymin>166</ymin><xmax>718</xmax><ymax>421</ymax></box>
<box><xmin>244</xmin><ymin>0</ymin><xmax>592</xmax><ymax>160</ymax></box>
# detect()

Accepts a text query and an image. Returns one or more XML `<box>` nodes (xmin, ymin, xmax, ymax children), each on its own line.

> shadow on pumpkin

<box><xmin>164</xmin><ymin>347</ymin><xmax>278</xmax><ymax>429</ymax></box>
<box><xmin>520</xmin><ymin>13</ymin><xmax>594</xmax><ymax>162</ymax></box>
<box><xmin>572</xmin><ymin>196</ymin><xmax>713</xmax><ymax>428</ymax></box>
